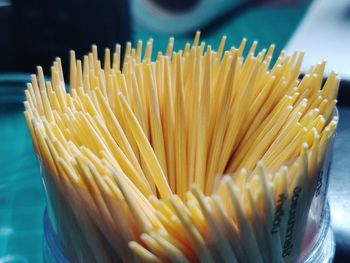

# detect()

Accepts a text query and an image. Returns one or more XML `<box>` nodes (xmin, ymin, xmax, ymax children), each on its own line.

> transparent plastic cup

<box><xmin>41</xmin><ymin>111</ymin><xmax>338</xmax><ymax>263</ymax></box>
<box><xmin>42</xmin><ymin>203</ymin><xmax>335</xmax><ymax>262</ymax></box>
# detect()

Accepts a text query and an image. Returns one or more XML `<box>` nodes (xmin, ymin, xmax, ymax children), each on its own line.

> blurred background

<box><xmin>0</xmin><ymin>0</ymin><xmax>349</xmax><ymax>262</ymax></box>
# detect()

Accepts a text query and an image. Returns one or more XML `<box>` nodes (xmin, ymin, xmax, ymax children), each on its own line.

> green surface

<box><xmin>0</xmin><ymin>4</ymin><xmax>308</xmax><ymax>262</ymax></box>
<box><xmin>0</xmin><ymin>107</ymin><xmax>45</xmax><ymax>262</ymax></box>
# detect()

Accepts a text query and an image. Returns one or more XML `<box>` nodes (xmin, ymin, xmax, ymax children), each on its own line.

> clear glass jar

<box><xmin>42</xmin><ymin>202</ymin><xmax>335</xmax><ymax>263</ymax></box>
<box><xmin>41</xmin><ymin>112</ymin><xmax>338</xmax><ymax>263</ymax></box>
<box><xmin>43</xmin><ymin>209</ymin><xmax>69</xmax><ymax>263</ymax></box>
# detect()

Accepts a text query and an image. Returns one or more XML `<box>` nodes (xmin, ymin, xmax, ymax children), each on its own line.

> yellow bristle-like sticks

<box><xmin>24</xmin><ymin>32</ymin><xmax>338</xmax><ymax>263</ymax></box>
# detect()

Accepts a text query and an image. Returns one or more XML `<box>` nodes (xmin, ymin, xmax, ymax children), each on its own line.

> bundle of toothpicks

<box><xmin>24</xmin><ymin>32</ymin><xmax>338</xmax><ymax>263</ymax></box>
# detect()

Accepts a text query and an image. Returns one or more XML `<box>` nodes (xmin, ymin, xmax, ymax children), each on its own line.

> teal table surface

<box><xmin>0</xmin><ymin>102</ymin><xmax>44</xmax><ymax>262</ymax></box>
<box><xmin>0</xmin><ymin>4</ymin><xmax>308</xmax><ymax>262</ymax></box>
